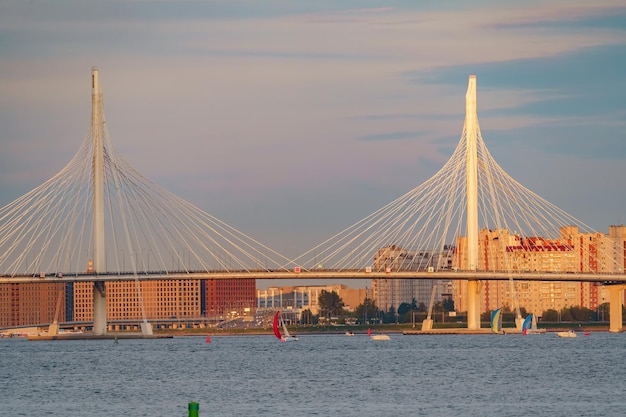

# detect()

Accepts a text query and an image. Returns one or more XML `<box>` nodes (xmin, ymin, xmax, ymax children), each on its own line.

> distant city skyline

<box><xmin>1</xmin><ymin>1</ymin><xmax>625</xmax><ymax>290</ymax></box>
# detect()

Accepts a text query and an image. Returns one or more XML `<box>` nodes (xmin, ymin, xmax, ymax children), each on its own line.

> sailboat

<box><xmin>522</xmin><ymin>314</ymin><xmax>546</xmax><ymax>335</ymax></box>
<box><xmin>490</xmin><ymin>308</ymin><xmax>502</xmax><ymax>334</ymax></box>
<box><xmin>522</xmin><ymin>314</ymin><xmax>531</xmax><ymax>334</ymax></box>
<box><xmin>273</xmin><ymin>311</ymin><xmax>298</xmax><ymax>342</ymax></box>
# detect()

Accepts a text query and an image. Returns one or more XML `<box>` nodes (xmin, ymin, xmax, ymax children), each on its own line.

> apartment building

<box><xmin>257</xmin><ymin>284</ymin><xmax>369</xmax><ymax>316</ymax></box>
<box><xmin>453</xmin><ymin>225</ymin><xmax>626</xmax><ymax>315</ymax></box>
<box><xmin>371</xmin><ymin>245</ymin><xmax>454</xmax><ymax>312</ymax></box>
<box><xmin>0</xmin><ymin>282</ymin><xmax>66</xmax><ymax>327</ymax></box>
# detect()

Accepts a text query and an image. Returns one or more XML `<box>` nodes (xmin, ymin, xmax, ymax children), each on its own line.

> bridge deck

<box><xmin>1</xmin><ymin>270</ymin><xmax>624</xmax><ymax>284</ymax></box>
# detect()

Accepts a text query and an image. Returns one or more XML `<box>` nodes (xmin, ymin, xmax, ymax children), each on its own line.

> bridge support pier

<box><xmin>467</xmin><ymin>280</ymin><xmax>481</xmax><ymax>329</ymax></box>
<box><xmin>421</xmin><ymin>318</ymin><xmax>433</xmax><ymax>331</ymax></box>
<box><xmin>609</xmin><ymin>285</ymin><xmax>625</xmax><ymax>333</ymax></box>
<box><xmin>141</xmin><ymin>319</ymin><xmax>154</xmax><ymax>336</ymax></box>
<box><xmin>93</xmin><ymin>281</ymin><xmax>107</xmax><ymax>335</ymax></box>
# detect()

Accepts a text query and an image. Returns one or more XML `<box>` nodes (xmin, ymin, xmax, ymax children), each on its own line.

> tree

<box><xmin>560</xmin><ymin>307</ymin><xmax>573</xmax><ymax>322</ymax></box>
<box><xmin>543</xmin><ymin>305</ymin><xmax>596</xmax><ymax>322</ymax></box>
<box><xmin>397</xmin><ymin>302</ymin><xmax>416</xmax><ymax>323</ymax></box>
<box><xmin>568</xmin><ymin>306</ymin><xmax>594</xmax><ymax>321</ymax></box>
<box><xmin>318</xmin><ymin>290</ymin><xmax>344</xmax><ymax>321</ymax></box>
<box><xmin>542</xmin><ymin>309</ymin><xmax>558</xmax><ymax>322</ymax></box>
<box><xmin>598</xmin><ymin>302</ymin><xmax>609</xmax><ymax>321</ymax></box>
<box><xmin>354</xmin><ymin>297</ymin><xmax>379</xmax><ymax>324</ymax></box>
<box><xmin>442</xmin><ymin>297</ymin><xmax>454</xmax><ymax>312</ymax></box>
<box><xmin>383</xmin><ymin>306</ymin><xmax>398</xmax><ymax>324</ymax></box>
<box><xmin>300</xmin><ymin>309</ymin><xmax>314</xmax><ymax>325</ymax></box>
<box><xmin>397</xmin><ymin>302</ymin><xmax>413</xmax><ymax>316</ymax></box>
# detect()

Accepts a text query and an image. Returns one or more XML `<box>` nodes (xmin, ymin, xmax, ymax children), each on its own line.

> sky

<box><xmin>1</xmin><ymin>1</ymin><xmax>626</xmax><ymax>288</ymax></box>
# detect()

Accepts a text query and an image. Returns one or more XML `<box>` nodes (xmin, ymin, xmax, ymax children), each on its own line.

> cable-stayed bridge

<box><xmin>1</xmin><ymin>69</ymin><xmax>625</xmax><ymax>335</ymax></box>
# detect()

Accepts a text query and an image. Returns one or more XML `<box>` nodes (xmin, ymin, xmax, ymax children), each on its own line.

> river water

<box><xmin>1</xmin><ymin>332</ymin><xmax>625</xmax><ymax>416</ymax></box>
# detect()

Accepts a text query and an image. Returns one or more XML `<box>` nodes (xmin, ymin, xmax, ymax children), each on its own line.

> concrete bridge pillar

<box><xmin>608</xmin><ymin>285</ymin><xmax>625</xmax><ymax>333</ymax></box>
<box><xmin>91</xmin><ymin>68</ymin><xmax>107</xmax><ymax>336</ymax></box>
<box><xmin>421</xmin><ymin>318</ymin><xmax>433</xmax><ymax>331</ymax></box>
<box><xmin>467</xmin><ymin>280</ymin><xmax>481</xmax><ymax>329</ymax></box>
<box><xmin>93</xmin><ymin>281</ymin><xmax>107</xmax><ymax>335</ymax></box>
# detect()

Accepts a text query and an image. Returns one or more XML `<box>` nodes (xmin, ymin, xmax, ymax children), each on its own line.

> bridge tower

<box><xmin>465</xmin><ymin>75</ymin><xmax>481</xmax><ymax>330</ymax></box>
<box><xmin>91</xmin><ymin>67</ymin><xmax>107</xmax><ymax>335</ymax></box>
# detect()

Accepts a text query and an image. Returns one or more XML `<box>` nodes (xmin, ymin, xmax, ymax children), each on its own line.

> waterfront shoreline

<box><xmin>4</xmin><ymin>322</ymin><xmax>612</xmax><ymax>340</ymax></box>
<box><xmin>164</xmin><ymin>323</ymin><xmax>611</xmax><ymax>337</ymax></box>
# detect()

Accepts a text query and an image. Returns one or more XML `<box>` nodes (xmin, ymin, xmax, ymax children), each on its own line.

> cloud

<box><xmin>1</xmin><ymin>0</ymin><xmax>625</xmax><ymax>265</ymax></box>
<box><xmin>355</xmin><ymin>131</ymin><xmax>426</xmax><ymax>142</ymax></box>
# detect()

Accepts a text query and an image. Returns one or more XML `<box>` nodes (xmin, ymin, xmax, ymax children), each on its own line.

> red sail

<box><xmin>273</xmin><ymin>311</ymin><xmax>283</xmax><ymax>340</ymax></box>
